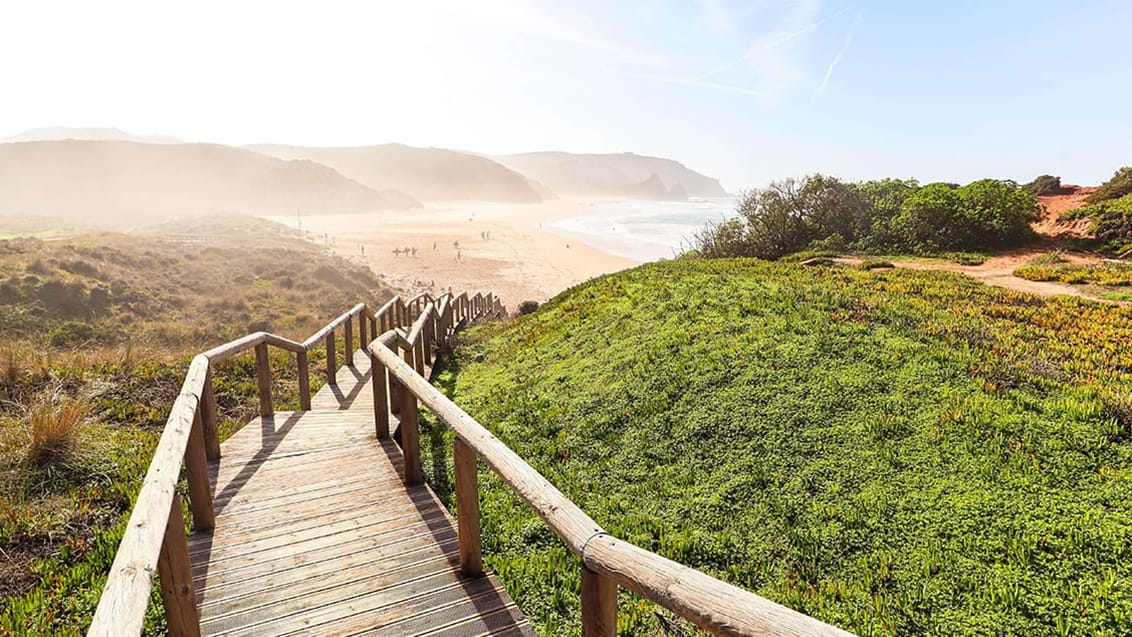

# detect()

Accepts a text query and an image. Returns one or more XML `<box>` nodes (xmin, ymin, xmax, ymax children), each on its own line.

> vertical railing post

<box><xmin>399</xmin><ymin>365</ymin><xmax>422</xmax><ymax>486</ymax></box>
<box><xmin>582</xmin><ymin>568</ymin><xmax>617</xmax><ymax>637</ymax></box>
<box><xmin>158</xmin><ymin>493</ymin><xmax>202</xmax><ymax>637</ymax></box>
<box><xmin>296</xmin><ymin>350</ymin><xmax>312</xmax><ymax>410</ymax></box>
<box><xmin>357</xmin><ymin>312</ymin><xmax>366</xmax><ymax>351</ymax></box>
<box><xmin>453</xmin><ymin>437</ymin><xmax>483</xmax><ymax>576</ymax></box>
<box><xmin>414</xmin><ymin>336</ymin><xmax>426</xmax><ymax>376</ymax></box>
<box><xmin>423</xmin><ymin>313</ymin><xmax>433</xmax><ymax>363</ymax></box>
<box><xmin>345</xmin><ymin>316</ymin><xmax>354</xmax><ymax>367</ymax></box>
<box><xmin>254</xmin><ymin>342</ymin><xmax>273</xmax><ymax>417</ymax></box>
<box><xmin>185</xmin><ymin>409</ymin><xmax>215</xmax><ymax>531</ymax></box>
<box><xmin>200</xmin><ymin>368</ymin><xmax>221</xmax><ymax>460</ymax></box>
<box><xmin>388</xmin><ymin>340</ymin><xmax>401</xmax><ymax>415</ymax></box>
<box><xmin>370</xmin><ymin>348</ymin><xmax>389</xmax><ymax>439</ymax></box>
<box><xmin>325</xmin><ymin>331</ymin><xmax>337</xmax><ymax>386</ymax></box>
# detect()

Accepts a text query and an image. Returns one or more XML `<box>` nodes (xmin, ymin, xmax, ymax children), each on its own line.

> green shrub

<box><xmin>1021</xmin><ymin>175</ymin><xmax>1065</xmax><ymax>196</ymax></box>
<box><xmin>1087</xmin><ymin>167</ymin><xmax>1132</xmax><ymax>204</ymax></box>
<box><xmin>48</xmin><ymin>321</ymin><xmax>96</xmax><ymax>348</ymax></box>
<box><xmin>693</xmin><ymin>176</ymin><xmax>1039</xmax><ymax>260</ymax></box>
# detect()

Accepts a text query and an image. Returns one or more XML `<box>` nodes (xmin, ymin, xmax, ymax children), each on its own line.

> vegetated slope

<box><xmin>493</xmin><ymin>151</ymin><xmax>727</xmax><ymax>200</ymax></box>
<box><xmin>0</xmin><ymin>140</ymin><xmax>420</xmax><ymax>223</ymax></box>
<box><xmin>0</xmin><ymin>216</ymin><xmax>394</xmax><ymax>633</ymax></box>
<box><xmin>249</xmin><ymin>143</ymin><xmax>545</xmax><ymax>203</ymax></box>
<box><xmin>436</xmin><ymin>259</ymin><xmax>1132</xmax><ymax>636</ymax></box>
<box><xmin>2</xmin><ymin>126</ymin><xmax>183</xmax><ymax>144</ymax></box>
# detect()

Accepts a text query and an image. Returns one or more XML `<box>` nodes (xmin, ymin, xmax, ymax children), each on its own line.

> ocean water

<box><xmin>549</xmin><ymin>197</ymin><xmax>739</xmax><ymax>263</ymax></box>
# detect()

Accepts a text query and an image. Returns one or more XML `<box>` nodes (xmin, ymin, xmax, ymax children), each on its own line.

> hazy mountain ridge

<box><xmin>2</xmin><ymin>127</ymin><xmax>184</xmax><ymax>144</ymax></box>
<box><xmin>0</xmin><ymin>140</ymin><xmax>420</xmax><ymax>221</ymax></box>
<box><xmin>249</xmin><ymin>143</ymin><xmax>545</xmax><ymax>203</ymax></box>
<box><xmin>494</xmin><ymin>151</ymin><xmax>728</xmax><ymax>200</ymax></box>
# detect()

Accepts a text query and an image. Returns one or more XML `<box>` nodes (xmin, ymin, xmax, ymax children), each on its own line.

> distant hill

<box><xmin>0</xmin><ymin>140</ymin><xmax>420</xmax><ymax>222</ymax></box>
<box><xmin>249</xmin><ymin>143</ymin><xmax>545</xmax><ymax>203</ymax></box>
<box><xmin>2</xmin><ymin>126</ymin><xmax>183</xmax><ymax>144</ymax></box>
<box><xmin>494</xmin><ymin>151</ymin><xmax>727</xmax><ymax>200</ymax></box>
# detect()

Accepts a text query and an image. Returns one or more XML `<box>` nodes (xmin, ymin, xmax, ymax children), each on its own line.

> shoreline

<box><xmin>264</xmin><ymin>199</ymin><xmax>638</xmax><ymax>306</ymax></box>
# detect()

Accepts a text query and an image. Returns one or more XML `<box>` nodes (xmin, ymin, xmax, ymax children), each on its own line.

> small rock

<box><xmin>474</xmin><ymin>353</ymin><xmax>485</xmax><ymax>363</ymax></box>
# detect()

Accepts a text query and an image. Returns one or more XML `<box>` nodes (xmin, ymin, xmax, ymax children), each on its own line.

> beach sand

<box><xmin>265</xmin><ymin>200</ymin><xmax>636</xmax><ymax>307</ymax></box>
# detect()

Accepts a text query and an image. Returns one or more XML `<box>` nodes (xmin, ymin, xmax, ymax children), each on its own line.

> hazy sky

<box><xmin>2</xmin><ymin>0</ymin><xmax>1129</xmax><ymax>191</ymax></box>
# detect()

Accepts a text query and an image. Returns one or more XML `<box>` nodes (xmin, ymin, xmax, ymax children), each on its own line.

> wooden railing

<box><xmin>87</xmin><ymin>291</ymin><xmax>505</xmax><ymax>637</ymax></box>
<box><xmin>365</xmin><ymin>313</ymin><xmax>853</xmax><ymax>637</ymax></box>
<box><xmin>89</xmin><ymin>283</ymin><xmax>851</xmax><ymax>637</ymax></box>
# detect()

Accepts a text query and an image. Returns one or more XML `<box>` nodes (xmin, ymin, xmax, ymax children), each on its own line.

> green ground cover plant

<box><xmin>430</xmin><ymin>259</ymin><xmax>1132</xmax><ymax>636</ymax></box>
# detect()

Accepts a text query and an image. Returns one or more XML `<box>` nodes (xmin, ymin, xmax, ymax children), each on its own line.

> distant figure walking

<box><xmin>393</xmin><ymin>248</ymin><xmax>402</xmax><ymax>257</ymax></box>
<box><xmin>360</xmin><ymin>245</ymin><xmax>365</xmax><ymax>256</ymax></box>
<box><xmin>456</xmin><ymin>251</ymin><xmax>462</xmax><ymax>262</ymax></box>
<box><xmin>411</xmin><ymin>246</ymin><xmax>418</xmax><ymax>257</ymax></box>
<box><xmin>433</xmin><ymin>241</ymin><xmax>437</xmax><ymax>250</ymax></box>
<box><xmin>453</xmin><ymin>240</ymin><xmax>460</xmax><ymax>249</ymax></box>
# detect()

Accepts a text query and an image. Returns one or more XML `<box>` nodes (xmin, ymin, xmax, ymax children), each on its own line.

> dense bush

<box><xmin>1087</xmin><ymin>167</ymin><xmax>1132</xmax><ymax>204</ymax></box>
<box><xmin>692</xmin><ymin>175</ymin><xmax>1040</xmax><ymax>259</ymax></box>
<box><xmin>1021</xmin><ymin>174</ymin><xmax>1065</xmax><ymax>196</ymax></box>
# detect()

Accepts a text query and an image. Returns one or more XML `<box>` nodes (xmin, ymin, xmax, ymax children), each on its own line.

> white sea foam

<box><xmin>549</xmin><ymin>197</ymin><xmax>738</xmax><ymax>263</ymax></box>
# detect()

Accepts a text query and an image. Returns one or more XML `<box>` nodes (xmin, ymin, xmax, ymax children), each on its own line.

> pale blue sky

<box><xmin>2</xmin><ymin>0</ymin><xmax>1128</xmax><ymax>191</ymax></box>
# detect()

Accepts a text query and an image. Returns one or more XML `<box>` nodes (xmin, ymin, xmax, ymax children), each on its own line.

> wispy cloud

<box><xmin>613</xmin><ymin>1</ymin><xmax>858</xmax><ymax>104</ymax></box>
<box><xmin>815</xmin><ymin>14</ymin><xmax>862</xmax><ymax>95</ymax></box>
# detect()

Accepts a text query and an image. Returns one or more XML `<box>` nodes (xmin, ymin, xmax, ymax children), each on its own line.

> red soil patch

<box><xmin>1034</xmin><ymin>185</ymin><xmax>1097</xmax><ymax>239</ymax></box>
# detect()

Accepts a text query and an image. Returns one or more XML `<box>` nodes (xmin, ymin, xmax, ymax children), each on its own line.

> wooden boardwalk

<box><xmin>187</xmin><ymin>351</ymin><xmax>534</xmax><ymax>636</ymax></box>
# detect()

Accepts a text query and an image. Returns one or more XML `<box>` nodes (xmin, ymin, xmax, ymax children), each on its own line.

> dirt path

<box><xmin>837</xmin><ymin>186</ymin><xmax>1129</xmax><ymax>306</ymax></box>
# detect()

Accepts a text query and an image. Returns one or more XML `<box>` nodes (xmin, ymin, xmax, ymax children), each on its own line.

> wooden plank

<box><xmin>200</xmin><ymin>369</ymin><xmax>221</xmax><ymax>460</ymax></box>
<box><xmin>399</xmin><ymin>380</ymin><xmax>423</xmax><ymax>486</ymax></box>
<box><xmin>184</xmin><ymin>410</ymin><xmax>215</xmax><ymax>532</ymax></box>
<box><xmin>325</xmin><ymin>331</ymin><xmax>337</xmax><ymax>386</ymax></box>
<box><xmin>254</xmin><ymin>342</ymin><xmax>272</xmax><ymax>417</ymax></box>
<box><xmin>157</xmin><ymin>494</ymin><xmax>201</xmax><ymax>637</ymax></box>
<box><xmin>454</xmin><ymin>437</ymin><xmax>482</xmax><ymax>576</ymax></box>
<box><xmin>296</xmin><ymin>351</ymin><xmax>311</xmax><ymax>411</ymax></box>
<box><xmin>582</xmin><ymin>567</ymin><xmax>616</xmax><ymax>637</ymax></box>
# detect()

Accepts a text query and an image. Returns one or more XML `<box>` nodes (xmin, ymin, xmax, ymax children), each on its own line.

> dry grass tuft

<box><xmin>11</xmin><ymin>393</ymin><xmax>90</xmax><ymax>469</ymax></box>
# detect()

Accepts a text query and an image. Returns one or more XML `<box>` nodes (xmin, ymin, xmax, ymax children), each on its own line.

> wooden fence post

<box><xmin>254</xmin><ymin>342</ymin><xmax>273</xmax><ymax>417</ymax></box>
<box><xmin>345</xmin><ymin>316</ymin><xmax>354</xmax><ymax>366</ymax></box>
<box><xmin>388</xmin><ymin>340</ymin><xmax>401</xmax><ymax>415</ymax></box>
<box><xmin>296</xmin><ymin>351</ymin><xmax>312</xmax><ymax>411</ymax></box>
<box><xmin>582</xmin><ymin>567</ymin><xmax>617</xmax><ymax>637</ymax></box>
<box><xmin>158</xmin><ymin>494</ymin><xmax>201</xmax><ymax>637</ymax></box>
<box><xmin>371</xmin><ymin>350</ymin><xmax>389</xmax><ymax>439</ymax></box>
<box><xmin>185</xmin><ymin>409</ymin><xmax>215</xmax><ymax>531</ymax></box>
<box><xmin>415</xmin><ymin>337</ymin><xmax>426</xmax><ymax>376</ymax></box>
<box><xmin>200</xmin><ymin>368</ymin><xmax>221</xmax><ymax>460</ymax></box>
<box><xmin>454</xmin><ymin>437</ymin><xmax>483</xmax><ymax>576</ymax></box>
<box><xmin>423</xmin><ymin>314</ymin><xmax>433</xmax><ymax>363</ymax></box>
<box><xmin>399</xmin><ymin>380</ymin><xmax>422</xmax><ymax>486</ymax></box>
<box><xmin>326</xmin><ymin>331</ymin><xmax>337</xmax><ymax>386</ymax></box>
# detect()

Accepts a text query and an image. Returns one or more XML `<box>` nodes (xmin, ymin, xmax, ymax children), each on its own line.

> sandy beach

<box><xmin>265</xmin><ymin>199</ymin><xmax>636</xmax><ymax>307</ymax></box>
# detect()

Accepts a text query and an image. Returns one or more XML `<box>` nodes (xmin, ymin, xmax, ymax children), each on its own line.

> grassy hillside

<box><xmin>0</xmin><ymin>218</ymin><xmax>393</xmax><ymax>634</ymax></box>
<box><xmin>432</xmin><ymin>259</ymin><xmax>1132</xmax><ymax>636</ymax></box>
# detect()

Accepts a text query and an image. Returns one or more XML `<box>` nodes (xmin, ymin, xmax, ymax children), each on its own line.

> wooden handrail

<box><xmin>367</xmin><ymin>326</ymin><xmax>852</xmax><ymax>637</ymax></box>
